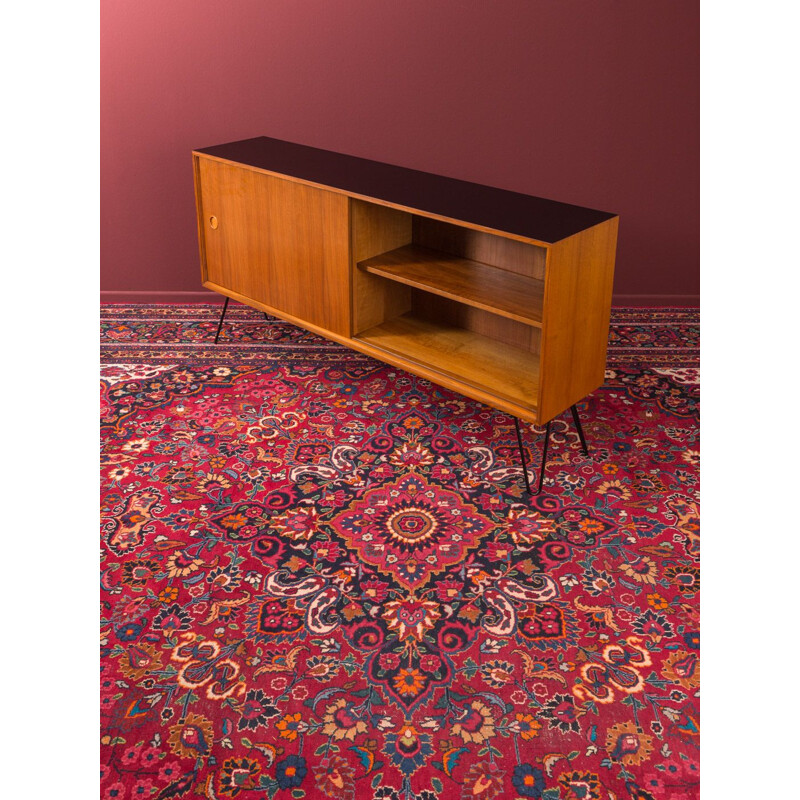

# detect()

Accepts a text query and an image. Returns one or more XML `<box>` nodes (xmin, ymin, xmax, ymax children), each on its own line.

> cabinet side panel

<box><xmin>538</xmin><ymin>218</ymin><xmax>619</xmax><ymax>422</ymax></box>
<box><xmin>193</xmin><ymin>154</ymin><xmax>209</xmax><ymax>284</ymax></box>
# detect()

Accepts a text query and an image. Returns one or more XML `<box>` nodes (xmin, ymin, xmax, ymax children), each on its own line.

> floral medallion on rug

<box><xmin>101</xmin><ymin>305</ymin><xmax>699</xmax><ymax>800</ymax></box>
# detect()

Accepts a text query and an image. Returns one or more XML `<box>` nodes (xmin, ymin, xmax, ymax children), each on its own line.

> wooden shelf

<box><xmin>355</xmin><ymin>312</ymin><xmax>539</xmax><ymax>411</ymax></box>
<box><xmin>358</xmin><ymin>245</ymin><xmax>544</xmax><ymax>327</ymax></box>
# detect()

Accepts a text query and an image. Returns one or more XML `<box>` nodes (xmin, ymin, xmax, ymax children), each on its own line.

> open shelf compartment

<box><xmin>357</xmin><ymin>244</ymin><xmax>545</xmax><ymax>327</ymax></box>
<box><xmin>355</xmin><ymin>311</ymin><xmax>540</xmax><ymax>412</ymax></box>
<box><xmin>350</xmin><ymin>199</ymin><xmax>546</xmax><ymax>415</ymax></box>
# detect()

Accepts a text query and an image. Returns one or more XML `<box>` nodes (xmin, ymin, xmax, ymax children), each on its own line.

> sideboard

<box><xmin>192</xmin><ymin>136</ymin><xmax>618</xmax><ymax>492</ymax></box>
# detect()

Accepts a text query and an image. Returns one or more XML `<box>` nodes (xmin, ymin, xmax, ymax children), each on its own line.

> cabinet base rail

<box><xmin>514</xmin><ymin>405</ymin><xmax>589</xmax><ymax>494</ymax></box>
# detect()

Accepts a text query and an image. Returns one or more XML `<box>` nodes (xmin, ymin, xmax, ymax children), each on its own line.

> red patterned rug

<box><xmin>101</xmin><ymin>305</ymin><xmax>699</xmax><ymax>800</ymax></box>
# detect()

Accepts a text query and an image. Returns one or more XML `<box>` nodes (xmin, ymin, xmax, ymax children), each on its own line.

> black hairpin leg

<box><xmin>513</xmin><ymin>418</ymin><xmax>550</xmax><ymax>495</ymax></box>
<box><xmin>264</xmin><ymin>313</ymin><xmax>269</xmax><ymax>321</ymax></box>
<box><xmin>513</xmin><ymin>417</ymin><xmax>532</xmax><ymax>494</ymax></box>
<box><xmin>213</xmin><ymin>297</ymin><xmax>230</xmax><ymax>344</ymax></box>
<box><xmin>570</xmin><ymin>404</ymin><xmax>589</xmax><ymax>456</ymax></box>
<box><xmin>537</xmin><ymin>420</ymin><xmax>552</xmax><ymax>494</ymax></box>
<box><xmin>513</xmin><ymin>406</ymin><xmax>589</xmax><ymax>495</ymax></box>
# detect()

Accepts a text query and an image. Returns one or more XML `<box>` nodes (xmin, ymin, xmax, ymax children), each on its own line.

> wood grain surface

<box><xmin>538</xmin><ymin>217</ymin><xmax>619</xmax><ymax>422</ymax></box>
<box><xmin>359</xmin><ymin>244</ymin><xmax>545</xmax><ymax>327</ymax></box>
<box><xmin>197</xmin><ymin>155</ymin><xmax>351</xmax><ymax>337</ymax></box>
<box><xmin>355</xmin><ymin>312</ymin><xmax>540</xmax><ymax>412</ymax></box>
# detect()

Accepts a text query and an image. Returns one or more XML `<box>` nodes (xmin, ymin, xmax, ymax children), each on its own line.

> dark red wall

<box><xmin>101</xmin><ymin>0</ymin><xmax>698</xmax><ymax>303</ymax></box>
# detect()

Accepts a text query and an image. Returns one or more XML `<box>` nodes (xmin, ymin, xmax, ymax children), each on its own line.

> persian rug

<box><xmin>101</xmin><ymin>305</ymin><xmax>699</xmax><ymax>800</ymax></box>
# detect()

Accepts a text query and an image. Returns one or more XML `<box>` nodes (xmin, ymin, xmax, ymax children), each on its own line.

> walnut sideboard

<box><xmin>192</xmin><ymin>136</ymin><xmax>618</xmax><ymax>490</ymax></box>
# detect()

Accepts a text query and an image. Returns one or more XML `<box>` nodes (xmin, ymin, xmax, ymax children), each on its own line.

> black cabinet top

<box><xmin>194</xmin><ymin>136</ymin><xmax>616</xmax><ymax>244</ymax></box>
